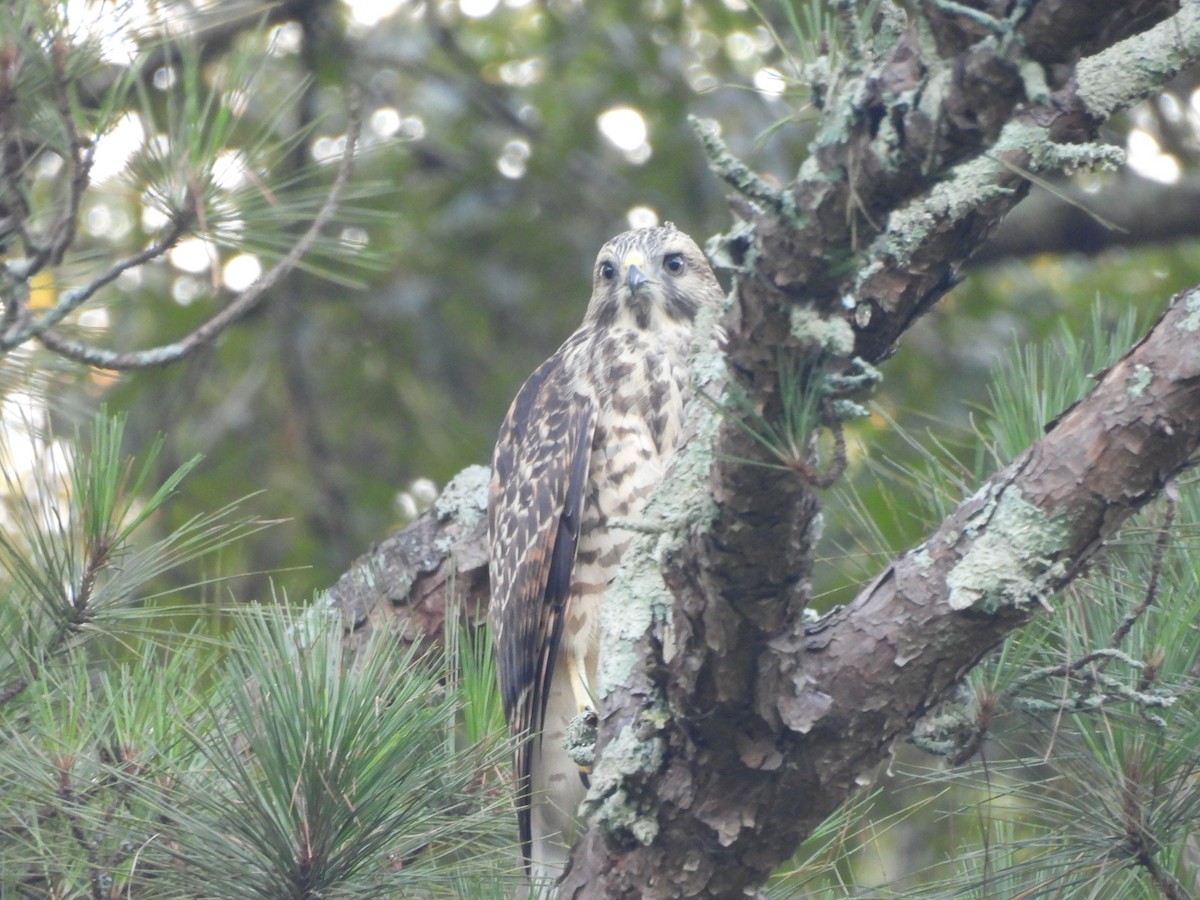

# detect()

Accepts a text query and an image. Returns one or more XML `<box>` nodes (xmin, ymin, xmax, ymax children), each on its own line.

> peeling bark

<box><xmin>327</xmin><ymin>465</ymin><xmax>490</xmax><ymax>658</ymax></box>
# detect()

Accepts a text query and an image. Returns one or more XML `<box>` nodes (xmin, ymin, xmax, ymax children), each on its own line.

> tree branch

<box><xmin>777</xmin><ymin>278</ymin><xmax>1200</xmax><ymax>859</ymax></box>
<box><xmin>326</xmin><ymin>465</ymin><xmax>491</xmax><ymax>659</ymax></box>
<box><xmin>971</xmin><ymin>176</ymin><xmax>1200</xmax><ymax>264</ymax></box>
<box><xmin>31</xmin><ymin>88</ymin><xmax>361</xmax><ymax>370</ymax></box>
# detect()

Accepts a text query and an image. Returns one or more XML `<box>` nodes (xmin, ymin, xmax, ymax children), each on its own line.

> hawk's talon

<box><xmin>564</xmin><ymin>707</ymin><xmax>598</xmax><ymax>773</ymax></box>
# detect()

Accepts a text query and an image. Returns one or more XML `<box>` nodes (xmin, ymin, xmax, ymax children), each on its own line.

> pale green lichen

<box><xmin>1177</xmin><ymin>291</ymin><xmax>1200</xmax><ymax>333</ymax></box>
<box><xmin>705</xmin><ymin>221</ymin><xmax>758</xmax><ymax>276</ymax></box>
<box><xmin>824</xmin><ymin>358</ymin><xmax>876</xmax><ymax>390</ymax></box>
<box><xmin>1075</xmin><ymin>5</ymin><xmax>1200</xmax><ymax>120</ymax></box>
<box><xmin>871</xmin><ymin>3</ymin><xmax>907</xmax><ymax>55</ymax></box>
<box><xmin>690</xmin><ymin>116</ymin><xmax>805</xmax><ymax>228</ymax></box>
<box><xmin>1125</xmin><ymin>364</ymin><xmax>1153</xmax><ymax>398</ymax></box>
<box><xmin>790</xmin><ymin>306</ymin><xmax>856</xmax><ymax>357</ymax></box>
<box><xmin>1038</xmin><ymin>140</ymin><xmax>1125</xmax><ymax>173</ymax></box>
<box><xmin>808</xmin><ymin>509</ymin><xmax>825</xmax><ymax>544</ymax></box>
<box><xmin>597</xmin><ymin>537</ymin><xmax>672</xmax><ymax>695</ymax></box>
<box><xmin>1018</xmin><ymin>59</ymin><xmax>1050</xmax><ymax>106</ymax></box>
<box><xmin>433</xmin><ymin>463</ymin><xmax>489</xmax><ymax>521</ymax></box>
<box><xmin>866</xmin><ymin>120</ymin><xmax>1122</xmax><ymax>277</ymax></box>
<box><xmin>584</xmin><ymin>710</ymin><xmax>666</xmax><ymax>845</ymax></box>
<box><xmin>946</xmin><ymin>485</ymin><xmax>1070</xmax><ymax>612</ymax></box>
<box><xmin>564</xmin><ymin>710</ymin><xmax>597</xmax><ymax>770</ymax></box>
<box><xmin>876</xmin><ymin>163</ymin><xmax>1016</xmax><ymax>268</ymax></box>
<box><xmin>432</xmin><ymin>464</ymin><xmax>490</xmax><ymax>555</ymax></box>
<box><xmin>909</xmin><ymin>545</ymin><xmax>934</xmax><ymax>572</ymax></box>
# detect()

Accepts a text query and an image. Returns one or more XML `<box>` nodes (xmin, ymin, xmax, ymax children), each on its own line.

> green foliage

<box><xmin>822</xmin><ymin>300</ymin><xmax>1156</xmax><ymax>607</ymax></box>
<box><xmin>763</xmin><ymin>0</ymin><xmax>884</xmax><ymax>70</ymax></box>
<box><xmin>146</xmin><ymin>608</ymin><xmax>516</xmax><ymax>898</ymax></box>
<box><xmin>984</xmin><ymin>300</ymin><xmax>1142</xmax><ymax>461</ymax></box>
<box><xmin>445</xmin><ymin>603</ymin><xmax>507</xmax><ymax>750</ymax></box>
<box><xmin>890</xmin><ymin>514</ymin><xmax>1200</xmax><ymax>897</ymax></box>
<box><xmin>712</xmin><ymin>349</ymin><xmax>827</xmax><ymax>472</ymax></box>
<box><xmin>0</xmin><ymin>409</ymin><xmax>253</xmax><ymax>700</ymax></box>
<box><xmin>0</xmin><ymin>411</ymin><xmax>521</xmax><ymax>897</ymax></box>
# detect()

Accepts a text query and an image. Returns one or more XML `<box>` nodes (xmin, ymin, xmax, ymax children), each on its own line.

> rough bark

<box><xmin>321</xmin><ymin>1</ymin><xmax>1200</xmax><ymax>896</ymax></box>
<box><xmin>327</xmin><ymin>465</ymin><xmax>490</xmax><ymax>659</ymax></box>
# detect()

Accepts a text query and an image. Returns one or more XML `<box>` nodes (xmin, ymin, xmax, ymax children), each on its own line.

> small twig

<box><xmin>689</xmin><ymin>115</ymin><xmax>797</xmax><ymax>221</ymax></box>
<box><xmin>1009</xmin><ymin>648</ymin><xmax>1145</xmax><ymax>690</ymax></box>
<box><xmin>36</xmin><ymin>87</ymin><xmax>363</xmax><ymax>370</ymax></box>
<box><xmin>97</xmin><ymin>746</ymin><xmax>140</xmax><ymax>872</ymax></box>
<box><xmin>0</xmin><ymin>266</ymin><xmax>30</xmax><ymax>335</ymax></box>
<box><xmin>928</xmin><ymin>0</ymin><xmax>1006</xmax><ymax>34</ymax></box>
<box><xmin>57</xmin><ymin>768</ymin><xmax>108</xmax><ymax>900</ymax></box>
<box><xmin>1139</xmin><ymin>850</ymin><xmax>1192</xmax><ymax>900</ymax></box>
<box><xmin>44</xmin><ymin>37</ymin><xmax>93</xmax><ymax>270</ymax></box>
<box><xmin>989</xmin><ymin>154</ymin><xmax>1127</xmax><ymax>236</ymax></box>
<box><xmin>1089</xmin><ymin>669</ymin><xmax>1172</xmax><ymax>708</ymax></box>
<box><xmin>0</xmin><ymin>539</ymin><xmax>119</xmax><ymax>710</ymax></box>
<box><xmin>1068</xmin><ymin>486</ymin><xmax>1178</xmax><ymax>701</ymax></box>
<box><xmin>1</xmin><ymin>214</ymin><xmax>190</xmax><ymax>352</ymax></box>
<box><xmin>1110</xmin><ymin>486</ymin><xmax>1176</xmax><ymax>647</ymax></box>
<box><xmin>0</xmin><ymin>673</ymin><xmax>30</xmax><ymax>708</ymax></box>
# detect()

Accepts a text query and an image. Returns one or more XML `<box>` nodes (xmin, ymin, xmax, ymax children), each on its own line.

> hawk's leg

<box><xmin>565</xmin><ymin>650</ymin><xmax>597</xmax><ymax>778</ymax></box>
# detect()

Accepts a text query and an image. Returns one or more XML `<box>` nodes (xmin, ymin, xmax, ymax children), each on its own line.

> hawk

<box><xmin>488</xmin><ymin>224</ymin><xmax>723</xmax><ymax>878</ymax></box>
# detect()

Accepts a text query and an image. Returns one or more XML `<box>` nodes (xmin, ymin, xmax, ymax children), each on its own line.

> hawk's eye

<box><xmin>599</xmin><ymin>261</ymin><xmax>616</xmax><ymax>281</ymax></box>
<box><xmin>664</xmin><ymin>253</ymin><xmax>685</xmax><ymax>274</ymax></box>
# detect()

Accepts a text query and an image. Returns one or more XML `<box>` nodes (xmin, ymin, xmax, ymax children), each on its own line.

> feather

<box><xmin>488</xmin><ymin>350</ymin><xmax>596</xmax><ymax>867</ymax></box>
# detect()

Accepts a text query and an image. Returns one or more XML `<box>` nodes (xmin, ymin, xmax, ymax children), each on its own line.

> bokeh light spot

<box><xmin>598</xmin><ymin>106</ymin><xmax>648</xmax><ymax>153</ymax></box>
<box><xmin>223</xmin><ymin>254</ymin><xmax>263</xmax><ymax>292</ymax></box>
<box><xmin>627</xmin><ymin>206</ymin><xmax>660</xmax><ymax>229</ymax></box>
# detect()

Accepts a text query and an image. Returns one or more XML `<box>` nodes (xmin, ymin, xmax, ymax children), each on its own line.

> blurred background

<box><xmin>17</xmin><ymin>0</ymin><xmax>1199</xmax><ymax>605</ymax></box>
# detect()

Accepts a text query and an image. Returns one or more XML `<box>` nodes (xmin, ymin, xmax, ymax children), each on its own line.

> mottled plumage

<box><xmin>488</xmin><ymin>224</ymin><xmax>723</xmax><ymax>878</ymax></box>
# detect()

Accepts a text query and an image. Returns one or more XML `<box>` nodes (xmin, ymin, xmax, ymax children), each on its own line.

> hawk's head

<box><xmin>584</xmin><ymin>224</ymin><xmax>720</xmax><ymax>331</ymax></box>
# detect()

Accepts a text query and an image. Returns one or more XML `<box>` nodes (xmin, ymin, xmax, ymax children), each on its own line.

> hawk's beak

<box><xmin>624</xmin><ymin>251</ymin><xmax>649</xmax><ymax>293</ymax></box>
<box><xmin>626</xmin><ymin>264</ymin><xmax>649</xmax><ymax>293</ymax></box>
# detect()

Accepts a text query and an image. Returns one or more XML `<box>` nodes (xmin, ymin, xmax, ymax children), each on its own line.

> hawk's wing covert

<box><xmin>488</xmin><ymin>349</ymin><xmax>597</xmax><ymax>867</ymax></box>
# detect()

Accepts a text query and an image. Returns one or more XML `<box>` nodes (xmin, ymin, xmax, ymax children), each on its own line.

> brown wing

<box><xmin>487</xmin><ymin>347</ymin><xmax>596</xmax><ymax>868</ymax></box>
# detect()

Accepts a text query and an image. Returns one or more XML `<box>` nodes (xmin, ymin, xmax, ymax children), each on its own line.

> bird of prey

<box><xmin>488</xmin><ymin>224</ymin><xmax>723</xmax><ymax>879</ymax></box>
